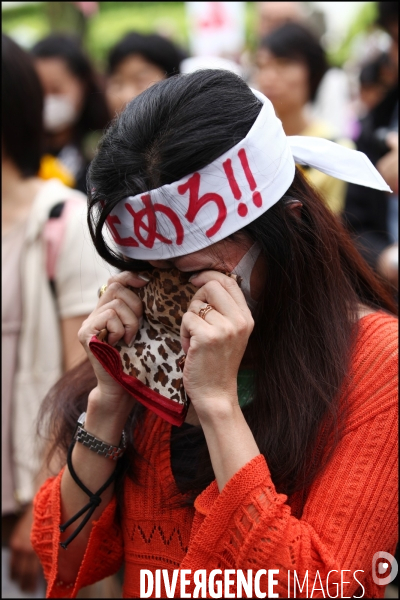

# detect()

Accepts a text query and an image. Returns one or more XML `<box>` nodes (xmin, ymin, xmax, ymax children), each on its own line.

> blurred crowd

<box><xmin>2</xmin><ymin>1</ymin><xmax>398</xmax><ymax>598</ymax></box>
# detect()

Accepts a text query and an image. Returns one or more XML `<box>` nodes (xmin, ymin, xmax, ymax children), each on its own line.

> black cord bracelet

<box><xmin>59</xmin><ymin>439</ymin><xmax>119</xmax><ymax>549</ymax></box>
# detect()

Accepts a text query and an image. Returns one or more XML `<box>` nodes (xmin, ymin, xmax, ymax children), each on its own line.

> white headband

<box><xmin>106</xmin><ymin>89</ymin><xmax>391</xmax><ymax>260</ymax></box>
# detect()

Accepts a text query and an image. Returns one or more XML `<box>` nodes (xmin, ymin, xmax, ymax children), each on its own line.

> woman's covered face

<box><xmin>255</xmin><ymin>48</ymin><xmax>310</xmax><ymax>117</ymax></box>
<box><xmin>148</xmin><ymin>241</ymin><xmax>248</xmax><ymax>273</ymax></box>
<box><xmin>106</xmin><ymin>54</ymin><xmax>166</xmax><ymax>116</ymax></box>
<box><xmin>34</xmin><ymin>57</ymin><xmax>85</xmax><ymax>133</ymax></box>
<box><xmin>147</xmin><ymin>236</ymin><xmax>265</xmax><ymax>303</ymax></box>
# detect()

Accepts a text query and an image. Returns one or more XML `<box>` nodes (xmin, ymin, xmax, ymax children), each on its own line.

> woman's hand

<box><xmin>78</xmin><ymin>270</ymin><xmax>149</xmax><ymax>411</ymax></box>
<box><xmin>9</xmin><ymin>504</ymin><xmax>41</xmax><ymax>593</ymax></box>
<box><xmin>181</xmin><ymin>270</ymin><xmax>254</xmax><ymax>422</ymax></box>
<box><xmin>181</xmin><ymin>270</ymin><xmax>259</xmax><ymax>490</ymax></box>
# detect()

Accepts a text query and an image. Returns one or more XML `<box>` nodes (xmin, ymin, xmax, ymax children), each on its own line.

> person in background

<box><xmin>358</xmin><ymin>53</ymin><xmax>396</xmax><ymax>117</ymax></box>
<box><xmin>343</xmin><ymin>1</ymin><xmax>398</xmax><ymax>293</ymax></box>
<box><xmin>255</xmin><ymin>1</ymin><xmax>351</xmax><ymax>138</ymax></box>
<box><xmin>347</xmin><ymin>52</ymin><xmax>397</xmax><ymax>142</ymax></box>
<box><xmin>1</xmin><ymin>34</ymin><xmax>113</xmax><ymax>598</ymax></box>
<box><xmin>31</xmin><ymin>34</ymin><xmax>110</xmax><ymax>194</ymax></box>
<box><xmin>255</xmin><ymin>22</ymin><xmax>354</xmax><ymax>215</ymax></box>
<box><xmin>256</xmin><ymin>1</ymin><xmax>307</xmax><ymax>39</ymax></box>
<box><xmin>105</xmin><ymin>31</ymin><xmax>186</xmax><ymax>117</ymax></box>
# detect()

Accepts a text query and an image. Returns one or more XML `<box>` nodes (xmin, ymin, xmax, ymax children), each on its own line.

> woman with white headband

<box><xmin>32</xmin><ymin>70</ymin><xmax>397</xmax><ymax>598</ymax></box>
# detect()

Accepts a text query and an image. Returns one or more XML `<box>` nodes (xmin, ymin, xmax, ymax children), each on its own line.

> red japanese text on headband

<box><xmin>105</xmin><ymin>88</ymin><xmax>391</xmax><ymax>260</ymax></box>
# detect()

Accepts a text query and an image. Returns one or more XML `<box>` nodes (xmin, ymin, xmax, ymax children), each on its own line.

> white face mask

<box><xmin>43</xmin><ymin>94</ymin><xmax>78</xmax><ymax>133</ymax></box>
<box><xmin>232</xmin><ymin>242</ymin><xmax>262</xmax><ymax>311</ymax></box>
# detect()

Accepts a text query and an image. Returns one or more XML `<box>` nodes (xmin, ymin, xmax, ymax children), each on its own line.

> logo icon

<box><xmin>372</xmin><ymin>551</ymin><xmax>398</xmax><ymax>585</ymax></box>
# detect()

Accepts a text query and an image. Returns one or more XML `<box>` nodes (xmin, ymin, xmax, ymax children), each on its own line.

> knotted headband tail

<box><xmin>251</xmin><ymin>88</ymin><xmax>391</xmax><ymax>193</ymax></box>
<box><xmin>288</xmin><ymin>134</ymin><xmax>391</xmax><ymax>191</ymax></box>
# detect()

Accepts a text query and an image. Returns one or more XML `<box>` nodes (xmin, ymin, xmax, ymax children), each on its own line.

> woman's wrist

<box><xmin>88</xmin><ymin>385</ymin><xmax>134</xmax><ymax>415</ymax></box>
<box><xmin>85</xmin><ymin>387</ymin><xmax>132</xmax><ymax>446</ymax></box>
<box><xmin>194</xmin><ymin>392</ymin><xmax>241</xmax><ymax>425</ymax></box>
<box><xmin>199</xmin><ymin>402</ymin><xmax>260</xmax><ymax>491</ymax></box>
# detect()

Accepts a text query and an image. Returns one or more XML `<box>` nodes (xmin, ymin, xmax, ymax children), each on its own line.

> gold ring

<box><xmin>98</xmin><ymin>284</ymin><xmax>108</xmax><ymax>298</ymax></box>
<box><xmin>97</xmin><ymin>328</ymin><xmax>108</xmax><ymax>342</ymax></box>
<box><xmin>198</xmin><ymin>304</ymin><xmax>214</xmax><ymax>320</ymax></box>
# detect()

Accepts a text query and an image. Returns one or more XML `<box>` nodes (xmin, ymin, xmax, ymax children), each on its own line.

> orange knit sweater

<box><xmin>32</xmin><ymin>312</ymin><xmax>398</xmax><ymax>598</ymax></box>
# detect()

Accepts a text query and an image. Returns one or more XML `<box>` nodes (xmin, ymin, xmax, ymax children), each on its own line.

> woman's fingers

<box><xmin>97</xmin><ymin>270</ymin><xmax>150</xmax><ymax>316</ymax></box>
<box><xmin>182</xmin><ymin>272</ymin><xmax>254</xmax><ymax>364</ymax></box>
<box><xmin>181</xmin><ymin>309</ymin><xmax>213</xmax><ymax>354</ymax></box>
<box><xmin>10</xmin><ymin>548</ymin><xmax>38</xmax><ymax>592</ymax></box>
<box><xmin>97</xmin><ymin>276</ymin><xmax>147</xmax><ymax>316</ymax></box>
<box><xmin>188</xmin><ymin>299</ymin><xmax>224</xmax><ymax>327</ymax></box>
<box><xmin>18</xmin><ymin>552</ymin><xmax>39</xmax><ymax>592</ymax></box>
<box><xmin>181</xmin><ymin>304</ymin><xmax>249</xmax><ymax>354</ymax></box>
<box><xmin>80</xmin><ymin>301</ymin><xmax>140</xmax><ymax>347</ymax></box>
<box><xmin>87</xmin><ymin>270</ymin><xmax>151</xmax><ymax>347</ymax></box>
<box><xmin>189</xmin><ymin>280</ymin><xmax>253</xmax><ymax>337</ymax></box>
<box><xmin>105</xmin><ymin>270</ymin><xmax>151</xmax><ymax>290</ymax></box>
<box><xmin>189</xmin><ymin>270</ymin><xmax>250</xmax><ymax>317</ymax></box>
<box><xmin>191</xmin><ymin>281</ymin><xmax>240</xmax><ymax>320</ymax></box>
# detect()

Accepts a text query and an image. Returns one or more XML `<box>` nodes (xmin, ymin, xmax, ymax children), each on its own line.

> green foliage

<box><xmin>328</xmin><ymin>2</ymin><xmax>379</xmax><ymax>66</ymax></box>
<box><xmin>2</xmin><ymin>1</ymin><xmax>258</xmax><ymax>68</ymax></box>
<box><xmin>1</xmin><ymin>1</ymin><xmax>380</xmax><ymax>69</ymax></box>
<box><xmin>245</xmin><ymin>1</ymin><xmax>258</xmax><ymax>52</ymax></box>
<box><xmin>87</xmin><ymin>2</ymin><xmax>189</xmax><ymax>68</ymax></box>
<box><xmin>2</xmin><ymin>1</ymin><xmax>44</xmax><ymax>21</ymax></box>
<box><xmin>2</xmin><ymin>3</ymin><xmax>50</xmax><ymax>46</ymax></box>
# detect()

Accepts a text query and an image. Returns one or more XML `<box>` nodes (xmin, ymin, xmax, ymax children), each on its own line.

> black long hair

<box><xmin>40</xmin><ymin>70</ymin><xmax>397</xmax><ymax>511</ymax></box>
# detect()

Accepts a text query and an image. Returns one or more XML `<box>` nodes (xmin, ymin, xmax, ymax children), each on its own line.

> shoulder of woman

<box><xmin>354</xmin><ymin>310</ymin><xmax>398</xmax><ymax>352</ymax></box>
<box><xmin>35</xmin><ymin>178</ymin><xmax>86</xmax><ymax>213</ymax></box>
<box><xmin>352</xmin><ymin>311</ymin><xmax>398</xmax><ymax>371</ymax></box>
<box><xmin>343</xmin><ymin>311</ymin><xmax>398</xmax><ymax>425</ymax></box>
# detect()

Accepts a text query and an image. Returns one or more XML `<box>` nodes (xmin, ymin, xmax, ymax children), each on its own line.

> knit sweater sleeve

<box><xmin>31</xmin><ymin>467</ymin><xmax>123</xmax><ymax>598</ymax></box>
<box><xmin>180</xmin><ymin>315</ymin><xmax>398</xmax><ymax>598</ymax></box>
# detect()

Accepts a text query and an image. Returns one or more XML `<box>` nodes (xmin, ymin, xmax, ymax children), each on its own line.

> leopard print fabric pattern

<box><xmin>114</xmin><ymin>269</ymin><xmax>197</xmax><ymax>405</ymax></box>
